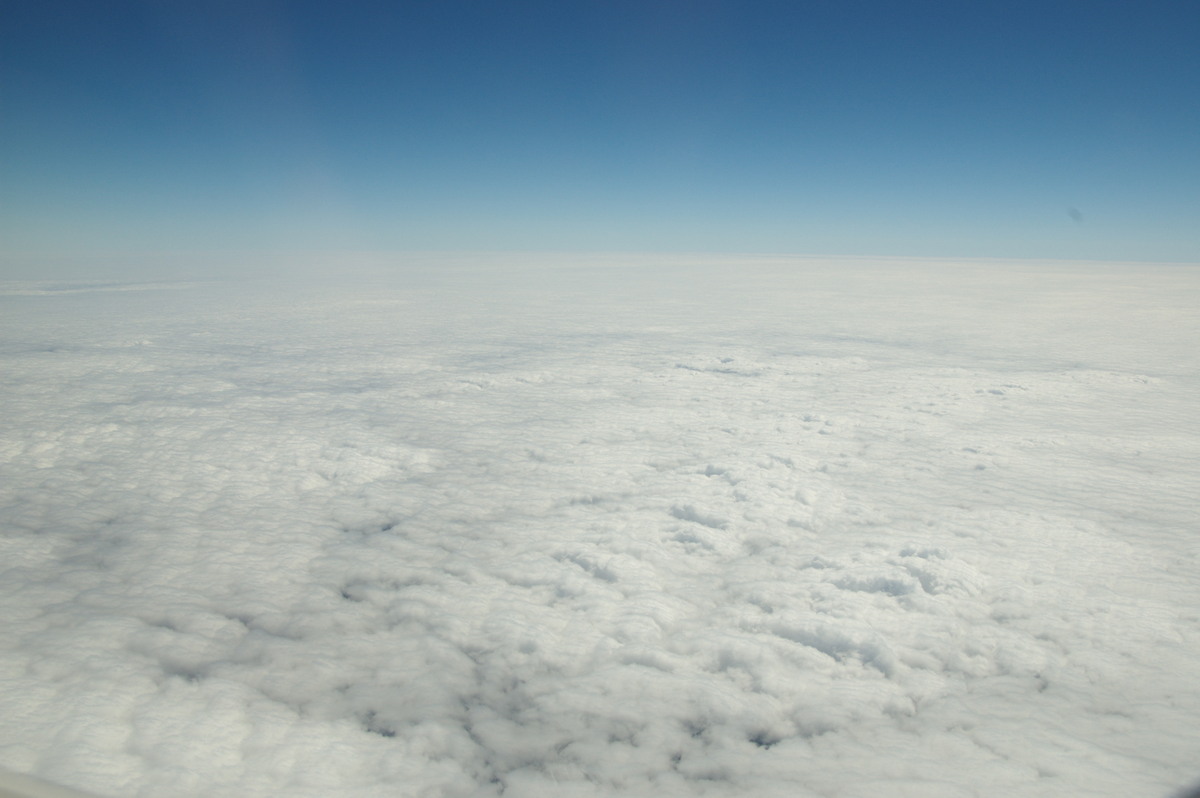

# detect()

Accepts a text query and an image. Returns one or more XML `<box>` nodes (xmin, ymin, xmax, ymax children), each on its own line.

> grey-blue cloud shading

<box><xmin>2</xmin><ymin>255</ymin><xmax>1198</xmax><ymax>796</ymax></box>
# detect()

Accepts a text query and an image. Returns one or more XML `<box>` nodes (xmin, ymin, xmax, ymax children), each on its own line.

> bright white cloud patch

<box><xmin>1</xmin><ymin>256</ymin><xmax>1198</xmax><ymax>798</ymax></box>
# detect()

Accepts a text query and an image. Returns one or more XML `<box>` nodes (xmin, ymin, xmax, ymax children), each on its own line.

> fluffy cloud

<box><xmin>1</xmin><ymin>256</ymin><xmax>1198</xmax><ymax>797</ymax></box>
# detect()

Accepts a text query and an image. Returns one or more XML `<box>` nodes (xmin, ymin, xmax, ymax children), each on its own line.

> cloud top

<box><xmin>2</xmin><ymin>256</ymin><xmax>1198</xmax><ymax>797</ymax></box>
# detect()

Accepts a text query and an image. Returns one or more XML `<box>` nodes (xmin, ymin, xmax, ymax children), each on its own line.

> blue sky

<box><xmin>2</xmin><ymin>0</ymin><xmax>1197</xmax><ymax>271</ymax></box>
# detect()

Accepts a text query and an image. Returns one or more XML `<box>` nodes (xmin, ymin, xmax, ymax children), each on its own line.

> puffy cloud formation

<box><xmin>1</xmin><ymin>257</ymin><xmax>1198</xmax><ymax>797</ymax></box>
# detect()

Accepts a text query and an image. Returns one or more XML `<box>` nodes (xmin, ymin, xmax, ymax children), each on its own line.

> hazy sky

<box><xmin>2</xmin><ymin>0</ymin><xmax>1198</xmax><ymax>267</ymax></box>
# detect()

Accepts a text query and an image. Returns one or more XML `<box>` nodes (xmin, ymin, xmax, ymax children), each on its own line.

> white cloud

<box><xmin>1</xmin><ymin>256</ymin><xmax>1198</xmax><ymax>797</ymax></box>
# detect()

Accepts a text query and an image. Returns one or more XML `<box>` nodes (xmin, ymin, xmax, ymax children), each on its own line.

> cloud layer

<box><xmin>2</xmin><ymin>257</ymin><xmax>1198</xmax><ymax>797</ymax></box>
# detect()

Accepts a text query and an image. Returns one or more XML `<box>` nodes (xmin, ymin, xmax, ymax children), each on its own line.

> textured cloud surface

<box><xmin>2</xmin><ymin>256</ymin><xmax>1198</xmax><ymax>797</ymax></box>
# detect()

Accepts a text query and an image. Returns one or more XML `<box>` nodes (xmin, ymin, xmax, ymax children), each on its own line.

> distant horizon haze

<box><xmin>2</xmin><ymin>0</ymin><xmax>1197</xmax><ymax>272</ymax></box>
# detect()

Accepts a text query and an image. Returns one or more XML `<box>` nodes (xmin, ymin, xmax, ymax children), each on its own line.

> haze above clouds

<box><xmin>2</xmin><ymin>1</ymin><xmax>1198</xmax><ymax>266</ymax></box>
<box><xmin>2</xmin><ymin>256</ymin><xmax>1198</xmax><ymax>797</ymax></box>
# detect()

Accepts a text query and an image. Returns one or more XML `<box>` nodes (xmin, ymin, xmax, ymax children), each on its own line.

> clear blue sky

<box><xmin>2</xmin><ymin>0</ymin><xmax>1197</xmax><ymax>271</ymax></box>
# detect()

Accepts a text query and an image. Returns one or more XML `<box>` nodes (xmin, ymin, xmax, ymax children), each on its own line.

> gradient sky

<box><xmin>2</xmin><ymin>0</ymin><xmax>1198</xmax><ymax>271</ymax></box>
